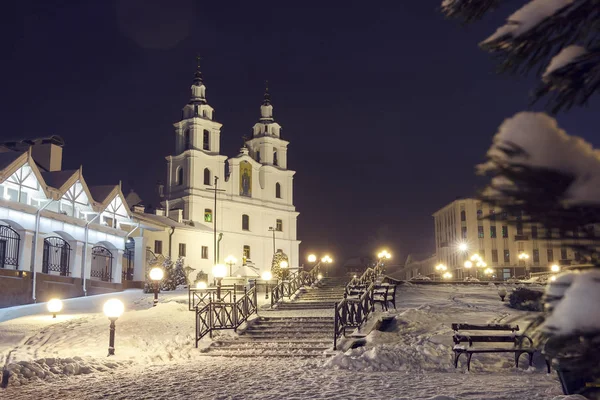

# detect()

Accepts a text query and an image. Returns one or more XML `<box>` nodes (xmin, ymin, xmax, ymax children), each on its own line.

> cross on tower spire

<box><xmin>263</xmin><ymin>80</ymin><xmax>271</xmax><ymax>105</ymax></box>
<box><xmin>193</xmin><ymin>55</ymin><xmax>203</xmax><ymax>85</ymax></box>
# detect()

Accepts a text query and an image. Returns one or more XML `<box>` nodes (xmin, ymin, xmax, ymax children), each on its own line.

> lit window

<box><xmin>243</xmin><ymin>245</ymin><xmax>250</xmax><ymax>259</ymax></box>
<box><xmin>276</xmin><ymin>219</ymin><xmax>283</xmax><ymax>232</ymax></box>
<box><xmin>204</xmin><ymin>209</ymin><xmax>212</xmax><ymax>223</ymax></box>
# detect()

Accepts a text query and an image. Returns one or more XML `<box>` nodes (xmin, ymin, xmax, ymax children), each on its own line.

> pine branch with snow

<box><xmin>478</xmin><ymin>112</ymin><xmax>600</xmax><ymax>261</ymax></box>
<box><xmin>442</xmin><ymin>0</ymin><xmax>600</xmax><ymax>113</ymax></box>
<box><xmin>440</xmin><ymin>0</ymin><xmax>503</xmax><ymax>24</ymax></box>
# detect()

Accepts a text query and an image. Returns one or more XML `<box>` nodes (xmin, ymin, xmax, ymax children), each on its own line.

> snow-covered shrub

<box><xmin>508</xmin><ymin>287</ymin><xmax>543</xmax><ymax>312</ymax></box>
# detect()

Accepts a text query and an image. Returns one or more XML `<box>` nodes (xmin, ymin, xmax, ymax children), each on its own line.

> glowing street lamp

<box><xmin>103</xmin><ymin>299</ymin><xmax>124</xmax><ymax>356</ymax></box>
<box><xmin>442</xmin><ymin>271</ymin><xmax>453</xmax><ymax>280</ymax></box>
<box><xmin>307</xmin><ymin>254</ymin><xmax>317</xmax><ymax>263</ymax></box>
<box><xmin>261</xmin><ymin>270</ymin><xmax>273</xmax><ymax>299</ymax></box>
<box><xmin>317</xmin><ymin>273</ymin><xmax>323</xmax><ymax>280</ymax></box>
<box><xmin>212</xmin><ymin>264</ymin><xmax>227</xmax><ymax>300</ymax></box>
<box><xmin>47</xmin><ymin>298</ymin><xmax>63</xmax><ymax>318</ymax></box>
<box><xmin>196</xmin><ymin>281</ymin><xmax>208</xmax><ymax>289</ymax></box>
<box><xmin>550</xmin><ymin>264</ymin><xmax>560</xmax><ymax>273</ymax></box>
<box><xmin>321</xmin><ymin>255</ymin><xmax>332</xmax><ymax>277</ymax></box>
<box><xmin>458</xmin><ymin>242</ymin><xmax>468</xmax><ymax>252</ymax></box>
<box><xmin>280</xmin><ymin>260</ymin><xmax>289</xmax><ymax>281</ymax></box>
<box><xmin>149</xmin><ymin>267</ymin><xmax>164</xmax><ymax>307</ymax></box>
<box><xmin>225</xmin><ymin>255</ymin><xmax>237</xmax><ymax>276</ymax></box>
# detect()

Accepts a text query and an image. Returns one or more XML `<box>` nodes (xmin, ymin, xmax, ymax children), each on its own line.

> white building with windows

<box><xmin>129</xmin><ymin>64</ymin><xmax>301</xmax><ymax>281</ymax></box>
<box><xmin>433</xmin><ymin>198</ymin><xmax>593</xmax><ymax>280</ymax></box>
<box><xmin>0</xmin><ymin>136</ymin><xmax>141</xmax><ymax>307</ymax></box>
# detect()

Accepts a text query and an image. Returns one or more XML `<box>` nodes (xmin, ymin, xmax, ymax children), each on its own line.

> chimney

<box><xmin>30</xmin><ymin>136</ymin><xmax>64</xmax><ymax>172</ymax></box>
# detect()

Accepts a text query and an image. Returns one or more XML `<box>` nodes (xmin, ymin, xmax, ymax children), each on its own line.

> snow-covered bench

<box><xmin>451</xmin><ymin>323</ymin><xmax>551</xmax><ymax>372</ymax></box>
<box><xmin>373</xmin><ymin>284</ymin><xmax>396</xmax><ymax>311</ymax></box>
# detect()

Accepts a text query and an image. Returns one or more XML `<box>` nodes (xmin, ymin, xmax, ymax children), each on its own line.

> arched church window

<box><xmin>242</xmin><ymin>214</ymin><xmax>249</xmax><ymax>231</ymax></box>
<box><xmin>184</xmin><ymin>129</ymin><xmax>191</xmax><ymax>150</ymax></box>
<box><xmin>203</xmin><ymin>130</ymin><xmax>210</xmax><ymax>151</ymax></box>
<box><xmin>273</xmin><ymin>150</ymin><xmax>278</xmax><ymax>166</ymax></box>
<box><xmin>275</xmin><ymin>182</ymin><xmax>281</xmax><ymax>199</ymax></box>
<box><xmin>203</xmin><ymin>168</ymin><xmax>211</xmax><ymax>185</ymax></box>
<box><xmin>176</xmin><ymin>167</ymin><xmax>184</xmax><ymax>186</ymax></box>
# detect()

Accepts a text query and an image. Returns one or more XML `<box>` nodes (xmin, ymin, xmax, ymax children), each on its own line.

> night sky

<box><xmin>1</xmin><ymin>1</ymin><xmax>597</xmax><ymax>265</ymax></box>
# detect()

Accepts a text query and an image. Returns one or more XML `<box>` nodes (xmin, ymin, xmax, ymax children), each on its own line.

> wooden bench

<box><xmin>452</xmin><ymin>323</ymin><xmax>551</xmax><ymax>372</ymax></box>
<box><xmin>373</xmin><ymin>284</ymin><xmax>397</xmax><ymax>311</ymax></box>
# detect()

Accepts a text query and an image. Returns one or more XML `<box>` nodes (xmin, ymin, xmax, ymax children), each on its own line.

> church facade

<box><xmin>131</xmin><ymin>64</ymin><xmax>301</xmax><ymax>280</ymax></box>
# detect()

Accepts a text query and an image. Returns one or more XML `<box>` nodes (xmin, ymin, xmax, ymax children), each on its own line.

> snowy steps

<box><xmin>203</xmin><ymin>316</ymin><xmax>335</xmax><ymax>358</ymax></box>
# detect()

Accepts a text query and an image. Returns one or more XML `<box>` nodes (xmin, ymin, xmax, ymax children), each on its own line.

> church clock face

<box><xmin>239</xmin><ymin>161</ymin><xmax>252</xmax><ymax>197</ymax></box>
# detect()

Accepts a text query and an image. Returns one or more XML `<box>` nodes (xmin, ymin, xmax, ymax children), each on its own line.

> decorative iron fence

<box><xmin>122</xmin><ymin>239</ymin><xmax>135</xmax><ymax>281</ymax></box>
<box><xmin>332</xmin><ymin>262</ymin><xmax>383</xmax><ymax>350</ymax></box>
<box><xmin>195</xmin><ymin>286</ymin><xmax>258</xmax><ymax>345</ymax></box>
<box><xmin>42</xmin><ymin>236</ymin><xmax>71</xmax><ymax>276</ymax></box>
<box><xmin>0</xmin><ymin>225</ymin><xmax>20</xmax><ymax>269</ymax></box>
<box><xmin>91</xmin><ymin>246</ymin><xmax>113</xmax><ymax>282</ymax></box>
<box><xmin>270</xmin><ymin>264</ymin><xmax>321</xmax><ymax>307</ymax></box>
<box><xmin>188</xmin><ymin>285</ymin><xmax>238</xmax><ymax>311</ymax></box>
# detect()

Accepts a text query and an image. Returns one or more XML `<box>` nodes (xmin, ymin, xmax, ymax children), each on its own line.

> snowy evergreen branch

<box><xmin>440</xmin><ymin>0</ymin><xmax>504</xmax><ymax>24</ymax></box>
<box><xmin>442</xmin><ymin>0</ymin><xmax>600</xmax><ymax>114</ymax></box>
<box><xmin>534</xmin><ymin>47</ymin><xmax>600</xmax><ymax>113</ymax></box>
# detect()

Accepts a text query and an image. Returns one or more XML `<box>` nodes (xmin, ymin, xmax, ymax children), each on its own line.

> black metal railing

<box><xmin>0</xmin><ymin>225</ymin><xmax>20</xmax><ymax>269</ymax></box>
<box><xmin>334</xmin><ymin>283</ymin><xmax>375</xmax><ymax>350</ymax></box>
<box><xmin>333</xmin><ymin>262</ymin><xmax>384</xmax><ymax>350</ymax></box>
<box><xmin>188</xmin><ymin>284</ymin><xmax>239</xmax><ymax>311</ymax></box>
<box><xmin>195</xmin><ymin>286</ymin><xmax>258</xmax><ymax>345</ymax></box>
<box><xmin>270</xmin><ymin>264</ymin><xmax>321</xmax><ymax>307</ymax></box>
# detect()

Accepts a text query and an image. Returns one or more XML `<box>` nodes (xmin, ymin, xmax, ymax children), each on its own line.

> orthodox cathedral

<box><xmin>129</xmin><ymin>63</ymin><xmax>301</xmax><ymax>279</ymax></box>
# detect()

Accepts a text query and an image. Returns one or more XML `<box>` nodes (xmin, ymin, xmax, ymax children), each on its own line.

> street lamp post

<box><xmin>268</xmin><ymin>227</ymin><xmax>277</xmax><ymax>254</ymax></box>
<box><xmin>280</xmin><ymin>260</ymin><xmax>289</xmax><ymax>281</ymax></box>
<box><xmin>225</xmin><ymin>255</ymin><xmax>237</xmax><ymax>277</ymax></box>
<box><xmin>321</xmin><ymin>255</ymin><xmax>332</xmax><ymax>276</ymax></box>
<box><xmin>377</xmin><ymin>250</ymin><xmax>391</xmax><ymax>274</ymax></box>
<box><xmin>212</xmin><ymin>264</ymin><xmax>227</xmax><ymax>300</ymax></box>
<box><xmin>518</xmin><ymin>252</ymin><xmax>530</xmax><ymax>278</ymax></box>
<box><xmin>463</xmin><ymin>260</ymin><xmax>473</xmax><ymax>279</ymax></box>
<box><xmin>47</xmin><ymin>298</ymin><xmax>63</xmax><ymax>319</ymax></box>
<box><xmin>262</xmin><ymin>271</ymin><xmax>272</xmax><ymax>299</ymax></box>
<box><xmin>149</xmin><ymin>267</ymin><xmax>164</xmax><ymax>307</ymax></box>
<box><xmin>435</xmin><ymin>263</ymin><xmax>448</xmax><ymax>281</ymax></box>
<box><xmin>103</xmin><ymin>299</ymin><xmax>124</xmax><ymax>356</ymax></box>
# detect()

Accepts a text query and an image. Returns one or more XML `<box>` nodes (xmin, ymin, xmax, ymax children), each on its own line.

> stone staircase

<box><xmin>274</xmin><ymin>277</ymin><xmax>347</xmax><ymax>310</ymax></box>
<box><xmin>204</xmin><ymin>316</ymin><xmax>334</xmax><ymax>357</ymax></box>
<box><xmin>202</xmin><ymin>277</ymin><xmax>348</xmax><ymax>357</ymax></box>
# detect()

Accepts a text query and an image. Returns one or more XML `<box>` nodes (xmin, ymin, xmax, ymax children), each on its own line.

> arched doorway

<box><xmin>91</xmin><ymin>246</ymin><xmax>113</xmax><ymax>282</ymax></box>
<box><xmin>42</xmin><ymin>236</ymin><xmax>71</xmax><ymax>276</ymax></box>
<box><xmin>122</xmin><ymin>238</ymin><xmax>135</xmax><ymax>281</ymax></box>
<box><xmin>0</xmin><ymin>225</ymin><xmax>20</xmax><ymax>269</ymax></box>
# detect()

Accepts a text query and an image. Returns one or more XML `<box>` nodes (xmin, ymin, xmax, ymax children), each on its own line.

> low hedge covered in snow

<box><xmin>508</xmin><ymin>287</ymin><xmax>543</xmax><ymax>312</ymax></box>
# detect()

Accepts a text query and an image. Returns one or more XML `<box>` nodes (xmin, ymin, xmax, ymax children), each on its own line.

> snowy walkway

<box><xmin>0</xmin><ymin>283</ymin><xmax>569</xmax><ymax>399</ymax></box>
<box><xmin>7</xmin><ymin>357</ymin><xmax>561</xmax><ymax>400</ymax></box>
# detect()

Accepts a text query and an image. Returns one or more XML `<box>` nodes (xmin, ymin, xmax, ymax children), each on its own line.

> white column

<box><xmin>32</xmin><ymin>235</ymin><xmax>45</xmax><ymax>274</ymax></box>
<box><xmin>19</xmin><ymin>230</ymin><xmax>34</xmax><ymax>272</ymax></box>
<box><xmin>83</xmin><ymin>243</ymin><xmax>92</xmax><ymax>280</ymax></box>
<box><xmin>71</xmin><ymin>241</ymin><xmax>84</xmax><ymax>278</ymax></box>
<box><xmin>114</xmin><ymin>249</ymin><xmax>124</xmax><ymax>284</ymax></box>
<box><xmin>133</xmin><ymin>236</ymin><xmax>147</xmax><ymax>281</ymax></box>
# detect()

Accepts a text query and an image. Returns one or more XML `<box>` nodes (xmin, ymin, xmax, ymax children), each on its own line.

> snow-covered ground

<box><xmin>0</xmin><ymin>283</ymin><xmax>574</xmax><ymax>399</ymax></box>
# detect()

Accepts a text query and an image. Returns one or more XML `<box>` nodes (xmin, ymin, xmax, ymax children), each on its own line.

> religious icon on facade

<box><xmin>240</xmin><ymin>161</ymin><xmax>252</xmax><ymax>197</ymax></box>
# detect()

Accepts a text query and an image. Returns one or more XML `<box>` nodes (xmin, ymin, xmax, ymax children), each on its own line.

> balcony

<box><xmin>514</xmin><ymin>235</ymin><xmax>529</xmax><ymax>241</ymax></box>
